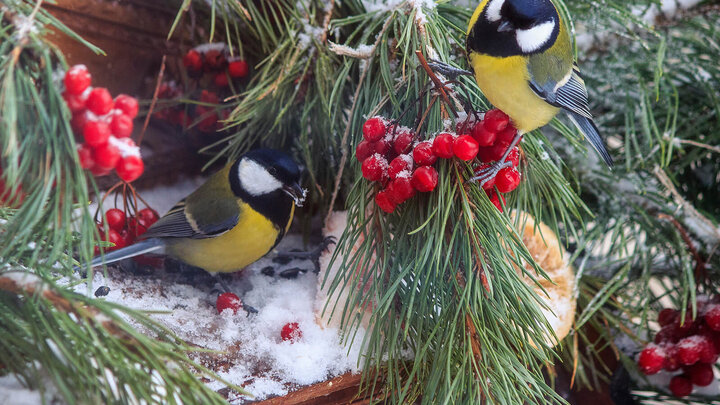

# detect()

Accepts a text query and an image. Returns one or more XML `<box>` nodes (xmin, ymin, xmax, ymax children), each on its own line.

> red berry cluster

<box><xmin>637</xmin><ymin>296</ymin><xmax>720</xmax><ymax>397</ymax></box>
<box><xmin>64</xmin><ymin>65</ymin><xmax>144</xmax><ymax>182</ymax></box>
<box><xmin>216</xmin><ymin>292</ymin><xmax>243</xmax><ymax>315</ymax></box>
<box><xmin>182</xmin><ymin>43</ymin><xmax>249</xmax><ymax>86</ymax></box>
<box><xmin>0</xmin><ymin>167</ymin><xmax>24</xmax><ymax>208</ymax></box>
<box><xmin>356</xmin><ymin>110</ymin><xmax>522</xmax><ymax>213</ymax></box>
<box><xmin>281</xmin><ymin>322</ymin><xmax>303</xmax><ymax>343</ymax></box>
<box><xmin>95</xmin><ymin>207</ymin><xmax>159</xmax><ymax>255</ymax></box>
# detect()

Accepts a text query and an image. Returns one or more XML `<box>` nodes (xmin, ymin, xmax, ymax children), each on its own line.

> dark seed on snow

<box><xmin>94</xmin><ymin>286</ymin><xmax>110</xmax><ymax>297</ymax></box>
<box><xmin>279</xmin><ymin>267</ymin><xmax>307</xmax><ymax>279</ymax></box>
<box><xmin>272</xmin><ymin>256</ymin><xmax>293</xmax><ymax>265</ymax></box>
<box><xmin>261</xmin><ymin>266</ymin><xmax>275</xmax><ymax>277</ymax></box>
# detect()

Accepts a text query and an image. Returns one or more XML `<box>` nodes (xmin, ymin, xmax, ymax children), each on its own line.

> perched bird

<box><xmin>461</xmin><ymin>0</ymin><xmax>613</xmax><ymax>183</ymax></box>
<box><xmin>87</xmin><ymin>149</ymin><xmax>306</xmax><ymax>273</ymax></box>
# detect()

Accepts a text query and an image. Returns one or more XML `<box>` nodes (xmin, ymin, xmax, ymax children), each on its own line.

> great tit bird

<box><xmin>87</xmin><ymin>149</ymin><xmax>306</xmax><ymax>273</ymax></box>
<box><xmin>464</xmin><ymin>0</ymin><xmax>613</xmax><ymax>184</ymax></box>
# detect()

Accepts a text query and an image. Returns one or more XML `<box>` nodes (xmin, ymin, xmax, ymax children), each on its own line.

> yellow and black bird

<box><xmin>445</xmin><ymin>0</ymin><xmax>613</xmax><ymax>184</ymax></box>
<box><xmin>88</xmin><ymin>149</ymin><xmax>306</xmax><ymax>273</ymax></box>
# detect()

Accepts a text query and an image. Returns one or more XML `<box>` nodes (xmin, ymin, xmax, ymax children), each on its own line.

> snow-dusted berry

<box><xmin>453</xmin><ymin>135</ymin><xmax>479</xmax><ymax>161</ymax></box>
<box><xmin>64</xmin><ymin>92</ymin><xmax>88</xmax><ymax>113</ymax></box>
<box><xmin>483</xmin><ymin>109</ymin><xmax>509</xmax><ymax>133</ymax></box>
<box><xmin>638</xmin><ymin>345</ymin><xmax>665</xmax><ymax>375</ymax></box>
<box><xmin>86</xmin><ymin>87</ymin><xmax>114</xmax><ymax>115</ymax></box>
<box><xmin>216</xmin><ymin>292</ymin><xmax>242</xmax><ymax>314</ymax></box>
<box><xmin>363</xmin><ymin>117</ymin><xmax>386</xmax><ymax>142</ymax></box>
<box><xmin>228</xmin><ymin>60</ymin><xmax>249</xmax><ymax>78</ymax></box>
<box><xmin>116</xmin><ymin>155</ymin><xmax>144</xmax><ymax>183</ymax></box>
<box><xmin>83</xmin><ymin>120</ymin><xmax>110</xmax><ymax>147</ymax></box>
<box><xmin>413</xmin><ymin>142</ymin><xmax>436</xmax><ymax>166</ymax></box>
<box><xmin>183</xmin><ymin>49</ymin><xmax>203</xmax><ymax>71</ymax></box>
<box><xmin>506</xmin><ymin>147</ymin><xmax>520</xmax><ymax>167</ymax></box>
<box><xmin>393</xmin><ymin>131</ymin><xmax>415</xmax><ymax>155</ymax></box>
<box><xmin>361</xmin><ymin>154</ymin><xmax>387</xmax><ymax>182</ymax></box>
<box><xmin>114</xmin><ymin>95</ymin><xmax>139</xmax><ymax>118</ymax></box>
<box><xmin>110</xmin><ymin>114</ymin><xmax>133</xmax><ymax>138</ymax></box>
<box><xmin>668</xmin><ymin>375</ymin><xmax>692</xmax><ymax>397</ymax></box>
<box><xmin>373</xmin><ymin>139</ymin><xmax>391</xmax><ymax>156</ymax></box>
<box><xmin>387</xmin><ymin>177</ymin><xmax>415</xmax><ymax>204</ymax></box>
<box><xmin>388</xmin><ymin>155</ymin><xmax>412</xmax><ymax>179</ymax></box>
<box><xmin>495</xmin><ymin>167</ymin><xmax>521</xmax><ymax>193</ymax></box>
<box><xmin>375</xmin><ymin>190</ymin><xmax>396</xmax><ymax>213</ymax></box>
<box><xmin>77</xmin><ymin>144</ymin><xmax>94</xmax><ymax>169</ymax></box>
<box><xmin>705</xmin><ymin>304</ymin><xmax>720</xmax><ymax>331</ymax></box>
<box><xmin>281</xmin><ymin>322</ymin><xmax>302</xmax><ymax>342</ymax></box>
<box><xmin>663</xmin><ymin>344</ymin><xmax>681</xmax><ymax>371</ymax></box>
<box><xmin>93</xmin><ymin>143</ymin><xmax>121</xmax><ymax>170</ymax></box>
<box><xmin>64</xmin><ymin>65</ymin><xmax>91</xmax><ymax>95</ymax></box>
<box><xmin>411</xmin><ymin>166</ymin><xmax>438</xmax><ymax>192</ymax></box>
<box><xmin>432</xmin><ymin>133</ymin><xmax>455</xmax><ymax>159</ymax></box>
<box><xmin>677</xmin><ymin>336</ymin><xmax>704</xmax><ymax>365</ymax></box>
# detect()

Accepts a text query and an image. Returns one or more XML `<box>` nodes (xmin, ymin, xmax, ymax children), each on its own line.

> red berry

<box><xmin>675</xmin><ymin>316</ymin><xmax>696</xmax><ymax>337</ymax></box>
<box><xmin>116</xmin><ymin>155</ymin><xmax>144</xmax><ymax>183</ymax></box>
<box><xmin>375</xmin><ymin>189</ymin><xmax>396</xmax><ymax>213</ymax></box>
<box><xmin>472</xmin><ymin>122</ymin><xmax>497</xmax><ymax>147</ymax></box>
<box><xmin>677</xmin><ymin>336</ymin><xmax>704</xmax><ymax>365</ymax></box>
<box><xmin>281</xmin><ymin>322</ymin><xmax>302</xmax><ymax>342</ymax></box>
<box><xmin>64</xmin><ymin>91</ymin><xmax>88</xmax><ymax>114</ymax></box>
<box><xmin>137</xmin><ymin>208</ymin><xmax>159</xmax><ymax>227</ymax></box>
<box><xmin>506</xmin><ymin>147</ymin><xmax>520</xmax><ymax>167</ymax></box>
<box><xmin>637</xmin><ymin>344</ymin><xmax>666</xmax><ymax>375</ymax></box>
<box><xmin>696</xmin><ymin>335</ymin><xmax>718</xmax><ymax>363</ymax></box>
<box><xmin>668</xmin><ymin>375</ymin><xmax>693</xmax><ymax>397</ymax></box>
<box><xmin>495</xmin><ymin>167</ymin><xmax>521</xmax><ymax>193</ymax></box>
<box><xmin>687</xmin><ymin>363</ymin><xmax>715</xmax><ymax>386</ymax></box>
<box><xmin>388</xmin><ymin>155</ymin><xmax>413</xmax><ymax>179</ymax></box>
<box><xmin>474</xmin><ymin>163</ymin><xmax>496</xmax><ymax>191</ymax></box>
<box><xmin>64</xmin><ymin>65</ymin><xmax>91</xmax><ymax>95</ymax></box>
<box><xmin>109</xmin><ymin>114</ymin><xmax>133</xmax><ymax>138</ymax></box>
<box><xmin>114</xmin><ymin>95</ymin><xmax>139</xmax><ymax>119</ymax></box>
<box><xmin>387</xmin><ymin>177</ymin><xmax>416</xmax><ymax>204</ymax></box>
<box><xmin>487</xmin><ymin>190</ymin><xmax>505</xmax><ymax>212</ymax></box>
<box><xmin>356</xmin><ymin>140</ymin><xmax>375</xmax><ymax>162</ymax></box>
<box><xmin>372</xmin><ymin>139</ymin><xmax>391</xmax><ymax>156</ymax></box>
<box><xmin>214</xmin><ymin>72</ymin><xmax>229</xmax><ymax>87</ymax></box>
<box><xmin>393</xmin><ymin>131</ymin><xmax>415</xmax><ymax>155</ymax></box>
<box><xmin>495</xmin><ymin>126</ymin><xmax>518</xmax><ymax>147</ymax></box>
<box><xmin>363</xmin><ymin>117</ymin><xmax>386</xmax><ymax>142</ymax></box>
<box><xmin>413</xmin><ymin>142</ymin><xmax>436</xmax><ymax>166</ymax></box>
<box><xmin>83</xmin><ymin>120</ymin><xmax>110</xmax><ymax>147</ymax></box>
<box><xmin>361</xmin><ymin>155</ymin><xmax>387</xmax><ymax>182</ymax></box>
<box><xmin>183</xmin><ymin>49</ymin><xmax>203</xmax><ymax>71</ymax></box>
<box><xmin>411</xmin><ymin>166</ymin><xmax>438</xmax><ymax>192</ymax></box>
<box><xmin>706</xmin><ymin>304</ymin><xmax>720</xmax><ymax>331</ymax></box>
<box><xmin>90</xmin><ymin>165</ymin><xmax>111</xmax><ymax>177</ymax></box>
<box><xmin>664</xmin><ymin>344</ymin><xmax>681</xmax><ymax>371</ymax></box>
<box><xmin>228</xmin><ymin>60</ymin><xmax>249</xmax><ymax>78</ymax></box>
<box><xmin>93</xmin><ymin>143</ymin><xmax>121</xmax><ymax>170</ymax></box>
<box><xmin>477</xmin><ymin>145</ymin><xmax>506</xmax><ymax>163</ymax></box>
<box><xmin>100</xmin><ymin>228</ymin><xmax>124</xmax><ymax>251</ymax></box>
<box><xmin>105</xmin><ymin>209</ymin><xmax>126</xmax><ymax>231</ymax></box>
<box><xmin>86</xmin><ymin>88</ymin><xmax>114</xmax><ymax>115</ymax></box>
<box><xmin>127</xmin><ymin>216</ymin><xmax>148</xmax><ymax>239</ymax></box>
<box><xmin>432</xmin><ymin>133</ymin><xmax>455</xmax><ymax>158</ymax></box>
<box><xmin>454</xmin><ymin>135</ymin><xmax>480</xmax><ymax>161</ymax></box>
<box><xmin>216</xmin><ymin>292</ymin><xmax>242</xmax><ymax>315</ymax></box>
<box><xmin>483</xmin><ymin>109</ymin><xmax>509</xmax><ymax>133</ymax></box>
<box><xmin>199</xmin><ymin>90</ymin><xmax>220</xmax><ymax>104</ymax></box>
<box><xmin>204</xmin><ymin>50</ymin><xmax>226</xmax><ymax>71</ymax></box>
<box><xmin>77</xmin><ymin>144</ymin><xmax>94</xmax><ymax>169</ymax></box>
<box><xmin>71</xmin><ymin>112</ymin><xmax>88</xmax><ymax>133</ymax></box>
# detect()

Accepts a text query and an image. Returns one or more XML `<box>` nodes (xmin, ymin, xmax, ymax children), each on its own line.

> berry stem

<box><xmin>415</xmin><ymin>50</ymin><xmax>457</xmax><ymax>119</ymax></box>
<box><xmin>138</xmin><ymin>55</ymin><xmax>167</xmax><ymax>146</ymax></box>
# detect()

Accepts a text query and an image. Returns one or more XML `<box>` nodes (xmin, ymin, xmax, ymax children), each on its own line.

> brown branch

<box><xmin>657</xmin><ymin>213</ymin><xmax>707</xmax><ymax>282</ymax></box>
<box><xmin>138</xmin><ymin>54</ymin><xmax>166</xmax><ymax>146</ymax></box>
<box><xmin>415</xmin><ymin>50</ymin><xmax>457</xmax><ymax>118</ymax></box>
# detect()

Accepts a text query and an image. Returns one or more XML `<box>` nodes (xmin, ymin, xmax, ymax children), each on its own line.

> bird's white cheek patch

<box><xmin>485</xmin><ymin>0</ymin><xmax>504</xmax><ymax>22</ymax></box>
<box><xmin>516</xmin><ymin>20</ymin><xmax>555</xmax><ymax>53</ymax></box>
<box><xmin>238</xmin><ymin>159</ymin><xmax>282</xmax><ymax>196</ymax></box>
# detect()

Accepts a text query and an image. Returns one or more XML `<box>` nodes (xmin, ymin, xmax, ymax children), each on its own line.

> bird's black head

<box><xmin>467</xmin><ymin>0</ymin><xmax>559</xmax><ymax>57</ymax></box>
<box><xmin>229</xmin><ymin>149</ymin><xmax>306</xmax><ymax>227</ymax></box>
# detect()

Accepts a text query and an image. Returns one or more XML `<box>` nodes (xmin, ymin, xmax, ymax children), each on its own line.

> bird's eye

<box><xmin>269</xmin><ymin>167</ymin><xmax>278</xmax><ymax>176</ymax></box>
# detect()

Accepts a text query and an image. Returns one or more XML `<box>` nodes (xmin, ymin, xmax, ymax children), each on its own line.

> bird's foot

<box><xmin>274</xmin><ymin>236</ymin><xmax>336</xmax><ymax>273</ymax></box>
<box><xmin>469</xmin><ymin>161</ymin><xmax>512</xmax><ymax>187</ymax></box>
<box><xmin>427</xmin><ymin>59</ymin><xmax>473</xmax><ymax>80</ymax></box>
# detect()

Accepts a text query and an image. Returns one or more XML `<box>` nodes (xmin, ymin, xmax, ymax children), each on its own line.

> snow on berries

<box><xmin>281</xmin><ymin>322</ymin><xmax>303</xmax><ymax>343</ymax></box>
<box><xmin>216</xmin><ymin>292</ymin><xmax>243</xmax><ymax>315</ymax></box>
<box><xmin>95</xmin><ymin>206</ymin><xmax>159</xmax><ymax>255</ymax></box>
<box><xmin>355</xmin><ymin>110</ymin><xmax>523</xmax><ymax>213</ymax></box>
<box><xmin>635</xmin><ymin>296</ymin><xmax>720</xmax><ymax>398</ymax></box>
<box><xmin>63</xmin><ymin>65</ymin><xmax>144</xmax><ymax>182</ymax></box>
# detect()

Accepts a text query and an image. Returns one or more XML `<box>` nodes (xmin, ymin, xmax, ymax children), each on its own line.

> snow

<box><xmin>0</xmin><ymin>375</ymin><xmax>43</xmax><ymax>405</ymax></box>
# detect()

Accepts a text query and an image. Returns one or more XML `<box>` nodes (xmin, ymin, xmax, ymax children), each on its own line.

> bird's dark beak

<box><xmin>283</xmin><ymin>182</ymin><xmax>307</xmax><ymax>207</ymax></box>
<box><xmin>497</xmin><ymin>21</ymin><xmax>513</xmax><ymax>33</ymax></box>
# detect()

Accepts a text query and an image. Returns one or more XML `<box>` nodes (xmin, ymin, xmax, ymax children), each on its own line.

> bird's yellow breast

<box><xmin>166</xmin><ymin>201</ymin><xmax>294</xmax><ymax>273</ymax></box>
<box><xmin>469</xmin><ymin>53</ymin><xmax>559</xmax><ymax>133</ymax></box>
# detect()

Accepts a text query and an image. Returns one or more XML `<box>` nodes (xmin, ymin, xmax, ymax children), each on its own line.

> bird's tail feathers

<box><xmin>86</xmin><ymin>238</ymin><xmax>165</xmax><ymax>269</ymax></box>
<box><xmin>568</xmin><ymin>113</ymin><xmax>614</xmax><ymax>167</ymax></box>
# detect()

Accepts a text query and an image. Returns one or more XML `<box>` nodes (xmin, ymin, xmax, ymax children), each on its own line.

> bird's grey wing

<box><xmin>141</xmin><ymin>199</ymin><xmax>240</xmax><ymax>240</ymax></box>
<box><xmin>528</xmin><ymin>63</ymin><xmax>613</xmax><ymax>166</ymax></box>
